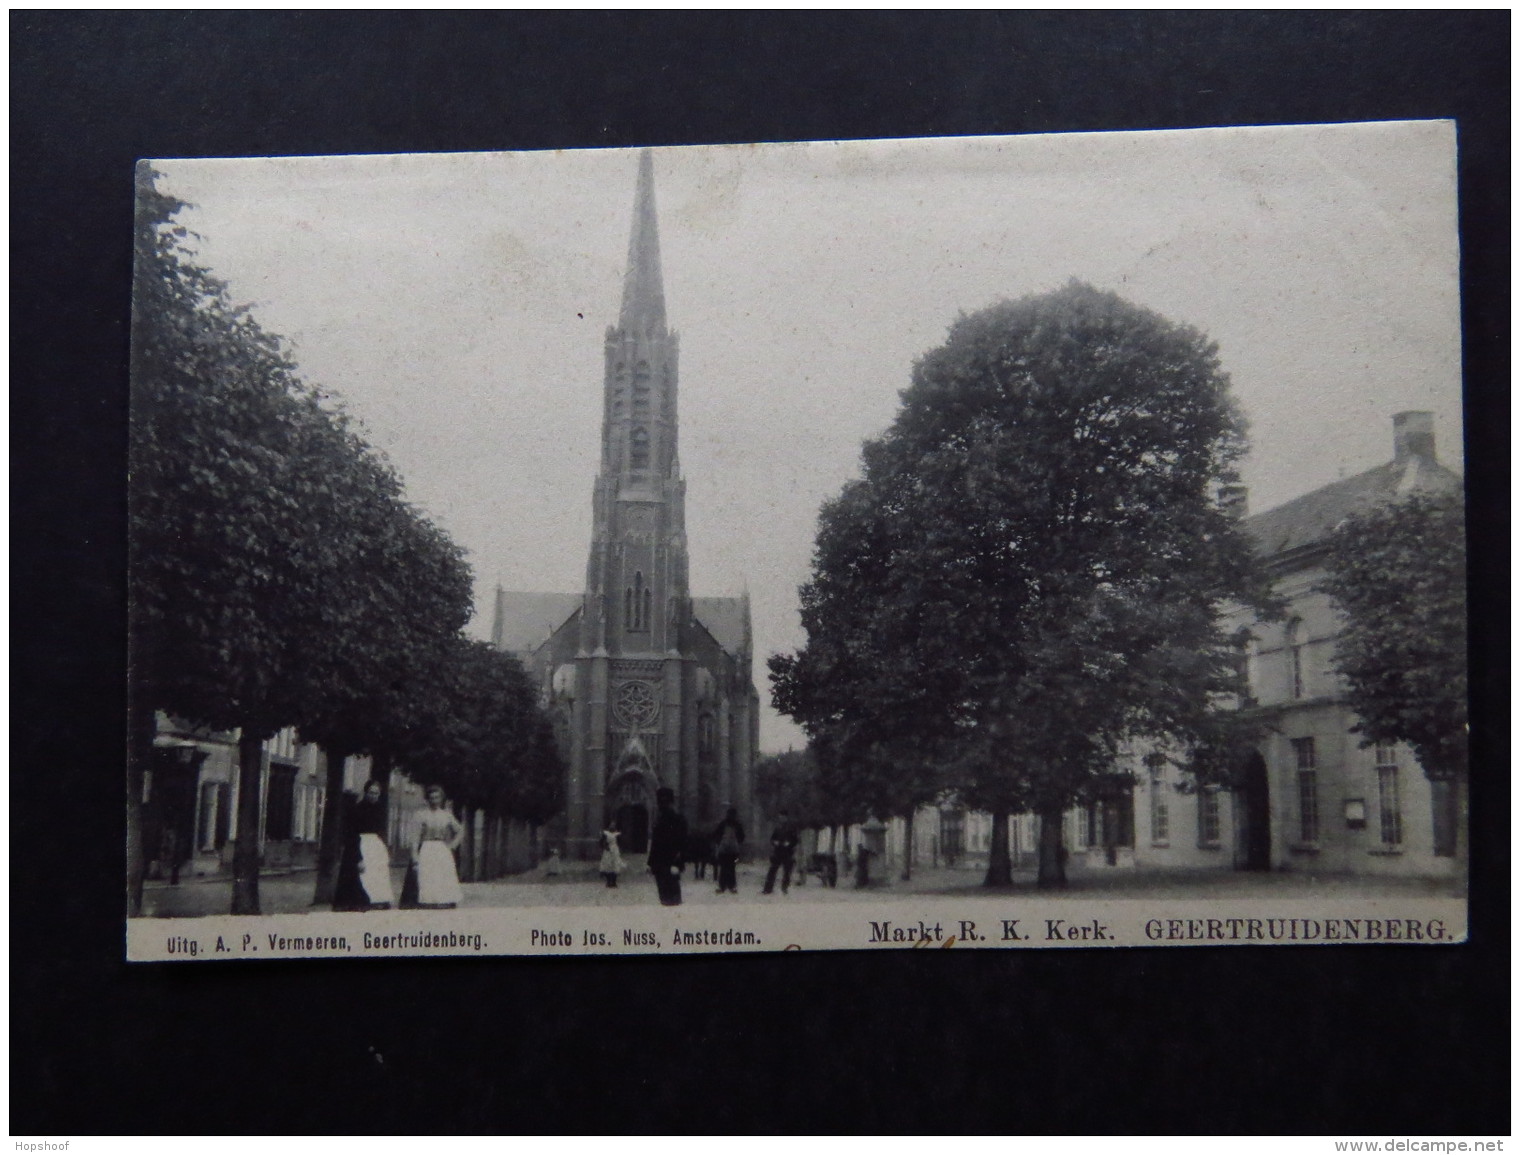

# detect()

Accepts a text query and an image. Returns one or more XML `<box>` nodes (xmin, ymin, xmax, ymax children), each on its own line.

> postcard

<box><xmin>126</xmin><ymin>122</ymin><xmax>1467</xmax><ymax>960</ymax></box>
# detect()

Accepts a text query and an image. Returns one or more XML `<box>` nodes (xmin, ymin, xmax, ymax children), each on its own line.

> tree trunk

<box><xmin>1036</xmin><ymin>804</ymin><xmax>1067</xmax><ymax>889</ymax></box>
<box><xmin>312</xmin><ymin>746</ymin><xmax>350</xmax><ymax>906</ymax></box>
<box><xmin>900</xmin><ymin>810</ymin><xmax>914</xmax><ymax>881</ymax></box>
<box><xmin>125</xmin><ymin>699</ymin><xmax>156</xmax><ymax>917</ymax></box>
<box><xmin>231</xmin><ymin>730</ymin><xmax>268</xmax><ymax>915</ymax></box>
<box><xmin>983</xmin><ymin>807</ymin><xmax>1013</xmax><ymax>886</ymax></box>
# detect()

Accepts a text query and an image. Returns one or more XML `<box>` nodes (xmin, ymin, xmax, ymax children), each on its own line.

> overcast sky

<box><xmin>155</xmin><ymin>121</ymin><xmax>1462</xmax><ymax>752</ymax></box>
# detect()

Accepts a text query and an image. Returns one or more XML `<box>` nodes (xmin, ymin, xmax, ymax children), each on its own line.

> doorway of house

<box><xmin>1238</xmin><ymin>751</ymin><xmax>1271</xmax><ymax>871</ymax></box>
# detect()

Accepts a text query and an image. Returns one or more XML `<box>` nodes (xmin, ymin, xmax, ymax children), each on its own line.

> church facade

<box><xmin>492</xmin><ymin>151</ymin><xmax>759</xmax><ymax>859</ymax></box>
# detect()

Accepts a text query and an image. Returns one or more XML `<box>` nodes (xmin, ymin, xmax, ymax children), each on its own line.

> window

<box><xmin>1148</xmin><ymin>758</ymin><xmax>1169</xmax><ymax>844</ymax></box>
<box><xmin>265</xmin><ymin>765</ymin><xmax>297</xmax><ymax>842</ymax></box>
<box><xmin>625</xmin><ymin>572</ymin><xmax>648</xmax><ymax>631</ymax></box>
<box><xmin>1297</xmin><ymin>772</ymin><xmax>1319</xmax><ymax>843</ymax></box>
<box><xmin>1197</xmin><ymin>786</ymin><xmax>1221</xmax><ymax>846</ymax></box>
<box><xmin>1293</xmin><ymin>738</ymin><xmax>1318</xmax><ymax>843</ymax></box>
<box><xmin>940</xmin><ymin>810</ymin><xmax>965</xmax><ymax>863</ymax></box>
<box><xmin>1106</xmin><ymin>792</ymin><xmax>1136</xmax><ymax>848</ymax></box>
<box><xmin>198</xmin><ymin>781</ymin><xmax>221</xmax><ymax>851</ymax></box>
<box><xmin>633</xmin><ymin>362</ymin><xmax>651</xmax><ymax>413</ymax></box>
<box><xmin>1430</xmin><ymin>778</ymin><xmax>1458</xmax><ymax>857</ymax></box>
<box><xmin>1286</xmin><ymin>619</ymin><xmax>1306</xmax><ymax>699</ymax></box>
<box><xmin>1375</xmin><ymin>744</ymin><xmax>1403</xmax><ymax>847</ymax></box>
<box><xmin>1376</xmin><ymin>764</ymin><xmax>1403</xmax><ymax>847</ymax></box>
<box><xmin>1292</xmin><ymin>737</ymin><xmax>1316</xmax><ymax>770</ymax></box>
<box><xmin>1232</xmin><ymin>636</ymin><xmax>1254</xmax><ymax>705</ymax></box>
<box><xmin>629</xmin><ymin>426</ymin><xmax>649</xmax><ymax>471</ymax></box>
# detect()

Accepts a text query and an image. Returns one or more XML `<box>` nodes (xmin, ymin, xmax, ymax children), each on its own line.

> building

<box><xmin>143</xmin><ymin>718</ymin><xmax>454</xmax><ymax>882</ymax></box>
<box><xmin>492</xmin><ymin>151</ymin><xmax>760</xmax><ymax>859</ymax></box>
<box><xmin>1212</xmin><ymin>409</ymin><xmax>1463</xmax><ymax>878</ymax></box>
<box><xmin>144</xmin><ymin>717</ymin><xmax>338</xmax><ymax>880</ymax></box>
<box><xmin>813</xmin><ymin>411</ymin><xmax>1464</xmax><ymax>884</ymax></box>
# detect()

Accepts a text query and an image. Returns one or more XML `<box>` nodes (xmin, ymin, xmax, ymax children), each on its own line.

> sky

<box><xmin>154</xmin><ymin>121</ymin><xmax>1463</xmax><ymax>752</ymax></box>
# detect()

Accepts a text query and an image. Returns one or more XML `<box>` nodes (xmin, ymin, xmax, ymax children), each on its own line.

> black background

<box><xmin>11</xmin><ymin>12</ymin><xmax>1509</xmax><ymax>1135</ymax></box>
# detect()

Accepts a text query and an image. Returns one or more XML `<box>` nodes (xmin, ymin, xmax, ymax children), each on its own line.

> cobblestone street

<box><xmin>138</xmin><ymin>856</ymin><xmax>1462</xmax><ymax>918</ymax></box>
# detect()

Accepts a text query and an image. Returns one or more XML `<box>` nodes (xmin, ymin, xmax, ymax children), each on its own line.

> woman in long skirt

<box><xmin>352</xmin><ymin>779</ymin><xmax>395</xmax><ymax>908</ymax></box>
<box><xmin>411</xmin><ymin>784</ymin><xmax>464</xmax><ymax>909</ymax></box>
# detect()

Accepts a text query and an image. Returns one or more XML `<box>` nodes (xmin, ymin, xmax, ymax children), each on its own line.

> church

<box><xmin>492</xmin><ymin>151</ymin><xmax>760</xmax><ymax>860</ymax></box>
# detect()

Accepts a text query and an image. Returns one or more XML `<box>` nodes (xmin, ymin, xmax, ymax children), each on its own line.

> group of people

<box><xmin>332</xmin><ymin>780</ymin><xmax>464</xmax><ymax>912</ymax></box>
<box><xmin>634</xmin><ymin>790</ymin><xmax>801</xmax><ymax>906</ymax></box>
<box><xmin>332</xmin><ymin>780</ymin><xmax>804</xmax><ymax>912</ymax></box>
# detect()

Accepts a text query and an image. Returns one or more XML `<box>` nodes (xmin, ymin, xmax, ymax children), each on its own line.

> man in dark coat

<box><xmin>762</xmin><ymin>810</ymin><xmax>801</xmax><ymax>895</ymax></box>
<box><xmin>647</xmin><ymin>787</ymin><xmax>688</xmax><ymax>907</ymax></box>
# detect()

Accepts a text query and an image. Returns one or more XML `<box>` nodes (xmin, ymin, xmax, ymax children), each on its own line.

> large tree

<box><xmin>771</xmin><ymin>282</ymin><xmax>1274</xmax><ymax>888</ymax></box>
<box><xmin>396</xmin><ymin>638</ymin><xmax>565</xmax><ymax>856</ymax></box>
<box><xmin>299</xmin><ymin>497</ymin><xmax>473</xmax><ymax>906</ymax></box>
<box><xmin>1320</xmin><ymin>489</ymin><xmax>1467</xmax><ymax>856</ymax></box>
<box><xmin>130</xmin><ymin>162</ymin><xmax>318</xmax><ymax>915</ymax></box>
<box><xmin>129</xmin><ymin>165</ymin><xmax>472</xmax><ymax>914</ymax></box>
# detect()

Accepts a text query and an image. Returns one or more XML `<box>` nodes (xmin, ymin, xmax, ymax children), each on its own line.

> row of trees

<box><xmin>128</xmin><ymin>166</ymin><xmax>561</xmax><ymax>915</ymax></box>
<box><xmin>771</xmin><ymin>282</ymin><xmax>1467</xmax><ymax>888</ymax></box>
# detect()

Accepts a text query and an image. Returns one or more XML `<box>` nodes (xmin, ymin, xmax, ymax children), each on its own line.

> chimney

<box><xmin>1393</xmin><ymin>411</ymin><xmax>1435</xmax><ymax>462</ymax></box>
<box><xmin>1218</xmin><ymin>484</ymin><xmax>1249</xmax><ymax>520</ymax></box>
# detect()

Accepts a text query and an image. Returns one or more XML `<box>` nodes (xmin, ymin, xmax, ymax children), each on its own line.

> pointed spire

<box><xmin>619</xmin><ymin>149</ymin><xmax>667</xmax><ymax>334</ymax></box>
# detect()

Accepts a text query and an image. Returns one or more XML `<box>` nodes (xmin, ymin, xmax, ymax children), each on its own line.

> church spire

<box><xmin>618</xmin><ymin>149</ymin><xmax>667</xmax><ymax>335</ymax></box>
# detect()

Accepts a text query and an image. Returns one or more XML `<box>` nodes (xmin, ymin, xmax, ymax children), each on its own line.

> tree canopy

<box><xmin>1321</xmin><ymin>488</ymin><xmax>1468</xmax><ymax>781</ymax></box>
<box><xmin>770</xmin><ymin>282</ymin><xmax>1275</xmax><ymax>885</ymax></box>
<box><xmin>396</xmin><ymin>638</ymin><xmax>565</xmax><ymax>823</ymax></box>
<box><xmin>128</xmin><ymin>165</ymin><xmax>551</xmax><ymax>913</ymax></box>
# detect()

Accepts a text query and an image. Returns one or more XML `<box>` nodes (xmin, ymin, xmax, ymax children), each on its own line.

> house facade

<box><xmin>142</xmin><ymin>717</ymin><xmax>444</xmax><ymax>881</ymax></box>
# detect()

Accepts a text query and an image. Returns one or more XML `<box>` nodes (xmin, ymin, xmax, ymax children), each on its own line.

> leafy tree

<box><xmin>772</xmin><ymin>282</ymin><xmax>1275</xmax><ymax>888</ymax></box>
<box><xmin>1321</xmin><ymin>489</ymin><xmax>1467</xmax><ymax>856</ymax></box>
<box><xmin>396</xmin><ymin>638</ymin><xmax>565</xmax><ymax>871</ymax></box>
<box><xmin>299</xmin><ymin>498</ymin><xmax>473</xmax><ymax>905</ymax></box>
<box><xmin>753</xmin><ymin>749</ymin><xmax>826</xmax><ymax>827</ymax></box>
<box><xmin>129</xmin><ymin>164</ymin><xmax>473</xmax><ymax>914</ymax></box>
<box><xmin>130</xmin><ymin>162</ymin><xmax>320</xmax><ymax>914</ymax></box>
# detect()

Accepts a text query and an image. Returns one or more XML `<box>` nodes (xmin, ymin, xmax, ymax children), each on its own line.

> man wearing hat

<box><xmin>647</xmin><ymin>786</ymin><xmax>689</xmax><ymax>906</ymax></box>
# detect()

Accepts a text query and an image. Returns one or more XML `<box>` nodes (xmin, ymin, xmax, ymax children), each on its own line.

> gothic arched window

<box><xmin>633</xmin><ymin>361</ymin><xmax>651</xmax><ymax>414</ymax></box>
<box><xmin>626</xmin><ymin>571</ymin><xmax>647</xmax><ymax>631</ymax></box>
<box><xmin>630</xmin><ymin>426</ymin><xmax>650</xmax><ymax>471</ymax></box>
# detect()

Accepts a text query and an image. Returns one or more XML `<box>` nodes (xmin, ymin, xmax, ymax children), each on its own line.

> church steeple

<box><xmin>584</xmin><ymin>148</ymin><xmax>689</xmax><ymax>660</ymax></box>
<box><xmin>619</xmin><ymin>148</ymin><xmax>666</xmax><ymax>335</ymax></box>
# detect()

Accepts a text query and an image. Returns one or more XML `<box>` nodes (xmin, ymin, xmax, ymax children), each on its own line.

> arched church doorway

<box><xmin>608</xmin><ymin>770</ymin><xmax>652</xmax><ymax>855</ymax></box>
<box><xmin>1238</xmin><ymin>750</ymin><xmax>1271</xmax><ymax>871</ymax></box>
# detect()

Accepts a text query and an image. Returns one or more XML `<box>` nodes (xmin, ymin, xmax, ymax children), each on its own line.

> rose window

<box><xmin>613</xmin><ymin>680</ymin><xmax>660</xmax><ymax>729</ymax></box>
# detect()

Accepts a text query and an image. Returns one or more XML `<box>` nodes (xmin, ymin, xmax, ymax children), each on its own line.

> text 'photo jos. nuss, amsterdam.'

<box><xmin>126</xmin><ymin>122</ymin><xmax>1469</xmax><ymax>960</ymax></box>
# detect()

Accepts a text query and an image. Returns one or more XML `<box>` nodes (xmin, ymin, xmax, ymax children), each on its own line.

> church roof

<box><xmin>493</xmin><ymin>591</ymin><xmax>581</xmax><ymax>654</ymax></box>
<box><xmin>1243</xmin><ymin>454</ymin><xmax>1460</xmax><ymax>560</ymax></box>
<box><xmin>693</xmin><ymin>596</ymin><xmax>750</xmax><ymax>656</ymax></box>
<box><xmin>492</xmin><ymin>590</ymin><xmax>750</xmax><ymax>658</ymax></box>
<box><xmin>618</xmin><ymin>148</ymin><xmax>666</xmax><ymax>334</ymax></box>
